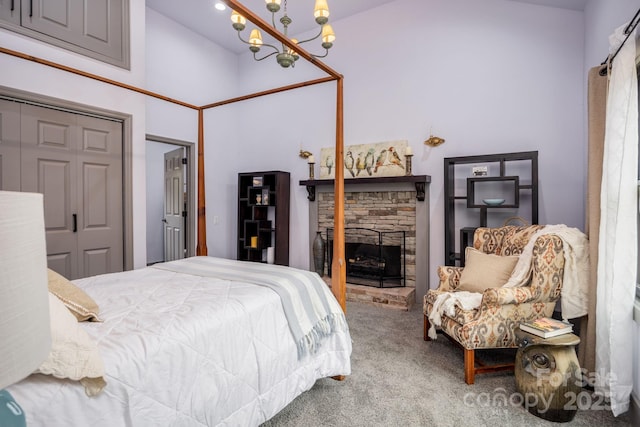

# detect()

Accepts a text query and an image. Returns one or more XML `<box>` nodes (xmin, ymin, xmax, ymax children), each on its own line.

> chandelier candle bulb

<box><xmin>308</xmin><ymin>155</ymin><xmax>315</xmax><ymax>164</ymax></box>
<box><xmin>405</xmin><ymin>146</ymin><xmax>413</xmax><ymax>156</ymax></box>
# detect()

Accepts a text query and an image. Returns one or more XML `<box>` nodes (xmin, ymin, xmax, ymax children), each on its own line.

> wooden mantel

<box><xmin>299</xmin><ymin>175</ymin><xmax>431</xmax><ymax>202</ymax></box>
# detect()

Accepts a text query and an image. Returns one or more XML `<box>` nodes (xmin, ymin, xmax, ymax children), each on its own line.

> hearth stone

<box><xmin>321</xmin><ymin>276</ymin><xmax>415</xmax><ymax>311</ymax></box>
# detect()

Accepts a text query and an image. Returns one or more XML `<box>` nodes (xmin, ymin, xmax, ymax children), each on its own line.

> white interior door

<box><xmin>163</xmin><ymin>147</ymin><xmax>185</xmax><ymax>261</ymax></box>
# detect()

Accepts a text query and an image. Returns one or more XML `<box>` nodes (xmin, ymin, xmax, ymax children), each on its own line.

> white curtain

<box><xmin>595</xmin><ymin>24</ymin><xmax>638</xmax><ymax>417</ymax></box>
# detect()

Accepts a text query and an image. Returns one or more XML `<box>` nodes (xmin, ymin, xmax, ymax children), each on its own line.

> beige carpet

<box><xmin>262</xmin><ymin>301</ymin><xmax>635</xmax><ymax>427</ymax></box>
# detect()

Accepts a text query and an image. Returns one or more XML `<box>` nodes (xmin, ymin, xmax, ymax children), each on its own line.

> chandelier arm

<box><xmin>310</xmin><ymin>48</ymin><xmax>330</xmax><ymax>59</ymax></box>
<box><xmin>253</xmin><ymin>51</ymin><xmax>280</xmax><ymax>62</ymax></box>
<box><xmin>296</xmin><ymin>27</ymin><xmax>323</xmax><ymax>46</ymax></box>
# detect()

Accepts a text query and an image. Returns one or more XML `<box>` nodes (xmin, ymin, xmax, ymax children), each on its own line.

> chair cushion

<box><xmin>457</xmin><ymin>247</ymin><xmax>519</xmax><ymax>293</ymax></box>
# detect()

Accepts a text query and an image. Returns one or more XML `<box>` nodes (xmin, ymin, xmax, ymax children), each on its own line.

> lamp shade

<box><xmin>322</xmin><ymin>24</ymin><xmax>335</xmax><ymax>44</ymax></box>
<box><xmin>249</xmin><ymin>29</ymin><xmax>263</xmax><ymax>47</ymax></box>
<box><xmin>230</xmin><ymin>10</ymin><xmax>246</xmax><ymax>25</ymax></box>
<box><xmin>314</xmin><ymin>0</ymin><xmax>330</xmax><ymax>19</ymax></box>
<box><xmin>0</xmin><ymin>191</ymin><xmax>51</xmax><ymax>389</ymax></box>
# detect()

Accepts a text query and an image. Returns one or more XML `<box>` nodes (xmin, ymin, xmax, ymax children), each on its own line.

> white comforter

<box><xmin>8</xmin><ymin>258</ymin><xmax>352</xmax><ymax>426</ymax></box>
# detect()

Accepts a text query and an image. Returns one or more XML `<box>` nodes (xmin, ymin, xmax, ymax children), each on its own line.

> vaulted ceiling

<box><xmin>145</xmin><ymin>0</ymin><xmax>587</xmax><ymax>55</ymax></box>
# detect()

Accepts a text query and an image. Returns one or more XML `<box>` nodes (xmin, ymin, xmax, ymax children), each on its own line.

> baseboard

<box><xmin>631</xmin><ymin>392</ymin><xmax>640</xmax><ymax>426</ymax></box>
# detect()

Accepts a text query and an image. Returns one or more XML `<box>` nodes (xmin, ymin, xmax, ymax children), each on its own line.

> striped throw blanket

<box><xmin>151</xmin><ymin>256</ymin><xmax>348</xmax><ymax>358</ymax></box>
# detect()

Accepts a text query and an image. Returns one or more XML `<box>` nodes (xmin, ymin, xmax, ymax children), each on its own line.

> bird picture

<box><xmin>355</xmin><ymin>152</ymin><xmax>365</xmax><ymax>176</ymax></box>
<box><xmin>345</xmin><ymin>151</ymin><xmax>355</xmax><ymax>177</ymax></box>
<box><xmin>364</xmin><ymin>148</ymin><xmax>375</xmax><ymax>176</ymax></box>
<box><xmin>325</xmin><ymin>155</ymin><xmax>334</xmax><ymax>175</ymax></box>
<box><xmin>374</xmin><ymin>149</ymin><xmax>387</xmax><ymax>173</ymax></box>
<box><xmin>388</xmin><ymin>146</ymin><xmax>405</xmax><ymax>169</ymax></box>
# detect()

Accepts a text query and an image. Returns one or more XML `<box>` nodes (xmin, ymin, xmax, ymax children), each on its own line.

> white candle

<box><xmin>405</xmin><ymin>146</ymin><xmax>413</xmax><ymax>156</ymax></box>
<box><xmin>308</xmin><ymin>155</ymin><xmax>315</xmax><ymax>164</ymax></box>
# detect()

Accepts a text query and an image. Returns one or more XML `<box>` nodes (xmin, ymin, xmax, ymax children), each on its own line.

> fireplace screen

<box><xmin>326</xmin><ymin>227</ymin><xmax>406</xmax><ymax>288</ymax></box>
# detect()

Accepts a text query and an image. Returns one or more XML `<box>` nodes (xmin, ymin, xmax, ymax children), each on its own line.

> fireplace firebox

<box><xmin>326</xmin><ymin>227</ymin><xmax>406</xmax><ymax>288</ymax></box>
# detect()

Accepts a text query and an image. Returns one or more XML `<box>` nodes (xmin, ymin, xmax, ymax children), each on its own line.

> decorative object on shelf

<box><xmin>503</xmin><ymin>216</ymin><xmax>530</xmax><ymax>227</ymax></box>
<box><xmin>299</xmin><ymin>149</ymin><xmax>313</xmax><ymax>159</ymax></box>
<box><xmin>250</xmin><ymin>236</ymin><xmax>258</xmax><ymax>248</ymax></box>
<box><xmin>230</xmin><ymin>0</ymin><xmax>335</xmax><ymax>68</ymax></box>
<box><xmin>267</xmin><ymin>247</ymin><xmax>275</xmax><ymax>264</ymax></box>
<box><xmin>261</xmin><ymin>189</ymin><xmax>270</xmax><ymax>205</ymax></box>
<box><xmin>312</xmin><ymin>231</ymin><xmax>326</xmax><ymax>276</ymax></box>
<box><xmin>405</xmin><ymin>145</ymin><xmax>413</xmax><ymax>176</ymax></box>
<box><xmin>424</xmin><ymin>135</ymin><xmax>445</xmax><ymax>147</ymax></box>
<box><xmin>482</xmin><ymin>198</ymin><xmax>505</xmax><ymax>206</ymax></box>
<box><xmin>308</xmin><ymin>155</ymin><xmax>315</xmax><ymax>179</ymax></box>
<box><xmin>256</xmin><ymin>194</ymin><xmax>262</xmax><ymax>205</ymax></box>
<box><xmin>320</xmin><ymin>140</ymin><xmax>408</xmax><ymax>179</ymax></box>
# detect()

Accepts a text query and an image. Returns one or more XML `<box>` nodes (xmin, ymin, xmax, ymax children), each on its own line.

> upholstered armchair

<box><xmin>423</xmin><ymin>225</ymin><xmax>565</xmax><ymax>384</ymax></box>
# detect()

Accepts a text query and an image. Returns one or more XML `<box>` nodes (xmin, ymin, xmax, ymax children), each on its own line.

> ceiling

<box><xmin>145</xmin><ymin>0</ymin><xmax>588</xmax><ymax>55</ymax></box>
<box><xmin>145</xmin><ymin>0</ymin><xmax>398</xmax><ymax>54</ymax></box>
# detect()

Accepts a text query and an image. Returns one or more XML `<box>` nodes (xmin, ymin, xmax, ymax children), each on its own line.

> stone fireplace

<box><xmin>301</xmin><ymin>176</ymin><xmax>430</xmax><ymax>310</ymax></box>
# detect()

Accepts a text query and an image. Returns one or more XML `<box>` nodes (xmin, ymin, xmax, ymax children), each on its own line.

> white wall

<box><xmin>234</xmin><ymin>0</ymin><xmax>585</xmax><ymax>281</ymax></box>
<box><xmin>145</xmin><ymin>7</ymin><xmax>242</xmax><ymax>258</ymax></box>
<box><xmin>0</xmin><ymin>1</ymin><xmax>148</xmax><ymax>268</ymax></box>
<box><xmin>584</xmin><ymin>0</ymin><xmax>640</xmax><ymax>417</ymax></box>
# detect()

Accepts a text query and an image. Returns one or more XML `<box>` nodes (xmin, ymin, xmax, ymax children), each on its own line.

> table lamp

<box><xmin>0</xmin><ymin>191</ymin><xmax>52</xmax><ymax>426</ymax></box>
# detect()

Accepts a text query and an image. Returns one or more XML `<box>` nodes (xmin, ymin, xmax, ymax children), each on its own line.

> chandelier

<box><xmin>230</xmin><ymin>0</ymin><xmax>335</xmax><ymax>68</ymax></box>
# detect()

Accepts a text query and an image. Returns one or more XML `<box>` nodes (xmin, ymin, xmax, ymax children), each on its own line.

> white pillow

<box><xmin>35</xmin><ymin>293</ymin><xmax>106</xmax><ymax>396</ymax></box>
<box><xmin>457</xmin><ymin>247</ymin><xmax>519</xmax><ymax>293</ymax></box>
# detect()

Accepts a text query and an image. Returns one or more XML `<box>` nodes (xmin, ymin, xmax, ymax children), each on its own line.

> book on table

<box><xmin>519</xmin><ymin>317</ymin><xmax>573</xmax><ymax>338</ymax></box>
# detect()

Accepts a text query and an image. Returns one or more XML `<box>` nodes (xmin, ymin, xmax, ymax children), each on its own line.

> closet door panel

<box><xmin>76</xmin><ymin>115</ymin><xmax>123</xmax><ymax>277</ymax></box>
<box><xmin>0</xmin><ymin>99</ymin><xmax>20</xmax><ymax>191</ymax></box>
<box><xmin>0</xmin><ymin>0</ymin><xmax>20</xmax><ymax>24</ymax></box>
<box><xmin>20</xmin><ymin>104</ymin><xmax>79</xmax><ymax>278</ymax></box>
<box><xmin>21</xmin><ymin>0</ymin><xmax>82</xmax><ymax>44</ymax></box>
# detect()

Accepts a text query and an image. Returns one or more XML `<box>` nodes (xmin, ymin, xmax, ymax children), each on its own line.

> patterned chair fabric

<box><xmin>423</xmin><ymin>225</ymin><xmax>565</xmax><ymax>383</ymax></box>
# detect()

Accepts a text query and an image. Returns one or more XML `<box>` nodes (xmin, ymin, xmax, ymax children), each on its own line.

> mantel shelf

<box><xmin>299</xmin><ymin>175</ymin><xmax>431</xmax><ymax>202</ymax></box>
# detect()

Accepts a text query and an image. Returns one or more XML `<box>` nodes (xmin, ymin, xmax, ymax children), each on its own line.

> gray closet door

<box><xmin>76</xmin><ymin>114</ymin><xmax>123</xmax><ymax>278</ymax></box>
<box><xmin>20</xmin><ymin>103</ymin><xmax>123</xmax><ymax>279</ymax></box>
<box><xmin>0</xmin><ymin>99</ymin><xmax>20</xmax><ymax>191</ymax></box>
<box><xmin>21</xmin><ymin>0</ymin><xmax>124</xmax><ymax>61</ymax></box>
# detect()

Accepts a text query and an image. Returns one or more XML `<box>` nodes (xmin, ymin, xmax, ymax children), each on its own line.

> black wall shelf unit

<box><xmin>444</xmin><ymin>151</ymin><xmax>538</xmax><ymax>266</ymax></box>
<box><xmin>237</xmin><ymin>171</ymin><xmax>290</xmax><ymax>266</ymax></box>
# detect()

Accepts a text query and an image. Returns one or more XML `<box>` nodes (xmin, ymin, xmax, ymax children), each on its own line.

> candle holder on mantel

<box><xmin>308</xmin><ymin>156</ymin><xmax>316</xmax><ymax>179</ymax></box>
<box><xmin>405</xmin><ymin>154</ymin><xmax>413</xmax><ymax>176</ymax></box>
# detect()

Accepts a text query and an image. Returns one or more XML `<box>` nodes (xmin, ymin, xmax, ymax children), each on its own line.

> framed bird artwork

<box><xmin>319</xmin><ymin>140</ymin><xmax>409</xmax><ymax>179</ymax></box>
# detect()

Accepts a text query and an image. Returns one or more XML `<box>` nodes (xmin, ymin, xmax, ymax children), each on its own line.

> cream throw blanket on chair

<box><xmin>428</xmin><ymin>225</ymin><xmax>589</xmax><ymax>339</ymax></box>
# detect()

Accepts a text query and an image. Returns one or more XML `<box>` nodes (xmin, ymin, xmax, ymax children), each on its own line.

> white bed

<box><xmin>8</xmin><ymin>256</ymin><xmax>352</xmax><ymax>426</ymax></box>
